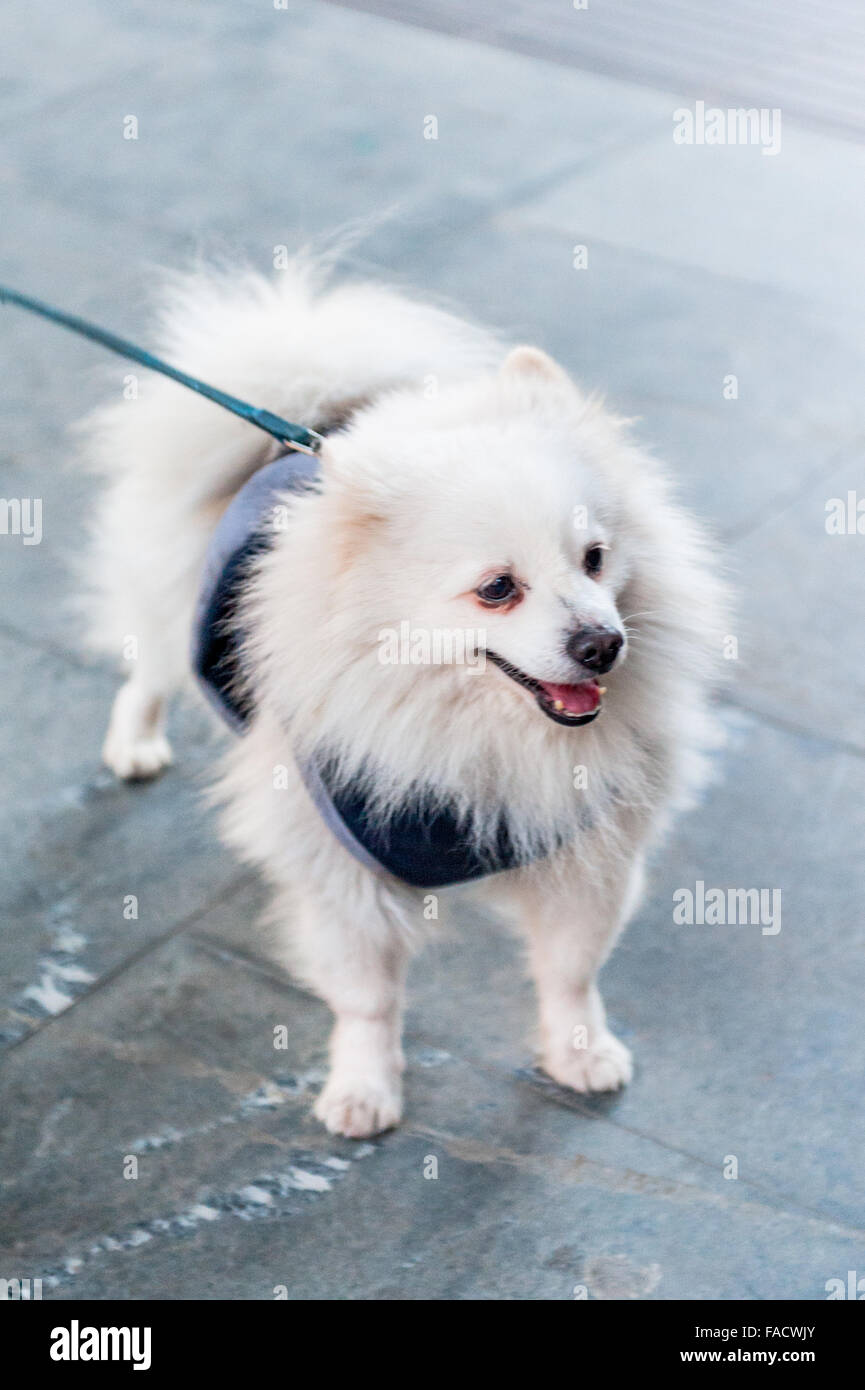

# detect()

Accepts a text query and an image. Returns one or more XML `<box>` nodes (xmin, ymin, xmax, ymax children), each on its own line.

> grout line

<box><xmin>720</xmin><ymin>439</ymin><xmax>865</xmax><ymax>546</ymax></box>
<box><xmin>0</xmin><ymin>614</ymin><xmax>101</xmax><ymax>674</ymax></box>
<box><xmin>188</xmin><ymin>931</ymin><xmax>306</xmax><ymax>993</ymax></box>
<box><xmin>345</xmin><ymin>127</ymin><xmax>669</xmax><ymax>286</ymax></box>
<box><xmin>718</xmin><ymin>690</ymin><xmax>865</xmax><ymax>759</ymax></box>
<box><xmin>0</xmin><ymin>870</ymin><xmax>258</xmax><ymax>1059</ymax></box>
<box><xmin>0</xmin><ymin>60</ymin><xmax>156</xmax><ymax>137</ymax></box>
<box><xmin>412</xmin><ymin>1097</ymin><xmax>865</xmax><ymax>1241</ymax></box>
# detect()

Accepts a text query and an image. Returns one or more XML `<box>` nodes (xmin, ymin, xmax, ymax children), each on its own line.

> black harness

<box><xmin>191</xmin><ymin>450</ymin><xmax>528</xmax><ymax>890</ymax></box>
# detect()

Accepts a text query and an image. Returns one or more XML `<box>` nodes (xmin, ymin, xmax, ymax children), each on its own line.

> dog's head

<box><xmin>313</xmin><ymin>345</ymin><xmax>636</xmax><ymax>733</ymax></box>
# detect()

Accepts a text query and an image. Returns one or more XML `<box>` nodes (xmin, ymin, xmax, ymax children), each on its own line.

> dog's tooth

<box><xmin>553</xmin><ymin>700</ymin><xmax>564</xmax><ymax>711</ymax></box>
<box><xmin>598</xmin><ymin>687</ymin><xmax>607</xmax><ymax>695</ymax></box>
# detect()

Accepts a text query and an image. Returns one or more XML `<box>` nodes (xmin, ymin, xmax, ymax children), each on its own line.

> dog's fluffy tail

<box><xmin>81</xmin><ymin>257</ymin><xmax>502</xmax><ymax>477</ymax></box>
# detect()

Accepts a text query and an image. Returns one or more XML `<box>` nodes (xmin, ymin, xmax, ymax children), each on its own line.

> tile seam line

<box><xmin>0</xmin><ymin>615</ymin><xmax>102</xmax><ymax>674</ymax></box>
<box><xmin>717</xmin><ymin>690</ymin><xmax>865</xmax><ymax>758</ymax></box>
<box><xmin>0</xmin><ymin>58</ymin><xmax>158</xmax><ymax>134</ymax></box>
<box><xmin>0</xmin><ymin>869</ymin><xmax>257</xmax><ymax>1060</ymax></box>
<box><xmin>719</xmin><ymin>439</ymin><xmax>865</xmax><ymax>547</ymax></box>
<box><xmin>436</xmin><ymin>128</ymin><xmax>678</xmax><ymax>240</ymax></box>
<box><xmin>408</xmin><ymin>1116</ymin><xmax>865</xmax><ymax>1242</ymax></box>
<box><xmin>188</xmin><ymin>930</ymin><xmax>311</xmax><ymax>994</ymax></box>
<box><xmin>495</xmin><ymin>206</ymin><xmax>865</xmax><ymax>313</ymax></box>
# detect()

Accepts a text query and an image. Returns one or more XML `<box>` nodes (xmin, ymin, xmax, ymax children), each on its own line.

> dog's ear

<box><xmin>316</xmin><ymin>440</ymin><xmax>390</xmax><ymax>572</ymax></box>
<box><xmin>500</xmin><ymin>345</ymin><xmax>570</xmax><ymax>384</ymax></box>
<box><xmin>316</xmin><ymin>439</ymin><xmax>387</xmax><ymax>518</ymax></box>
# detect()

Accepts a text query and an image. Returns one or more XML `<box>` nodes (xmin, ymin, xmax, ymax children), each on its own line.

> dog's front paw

<box><xmin>542</xmin><ymin>1029</ymin><xmax>633</xmax><ymax>1094</ymax></box>
<box><xmin>102</xmin><ymin>730</ymin><xmax>173</xmax><ymax>782</ymax></box>
<box><xmin>314</xmin><ymin>1074</ymin><xmax>403</xmax><ymax>1139</ymax></box>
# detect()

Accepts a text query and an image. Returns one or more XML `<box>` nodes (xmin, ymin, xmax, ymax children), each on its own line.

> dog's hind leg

<box><xmin>102</xmin><ymin>664</ymin><xmax>173</xmax><ymax>781</ymax></box>
<box><xmin>97</xmin><ymin>562</ymin><xmax>195</xmax><ymax>783</ymax></box>
<box><xmin>514</xmin><ymin>850</ymin><xmax>646</xmax><ymax>1093</ymax></box>
<box><xmin>89</xmin><ymin>446</ymin><xmax>240</xmax><ymax>782</ymax></box>
<box><xmin>101</xmin><ymin>610</ymin><xmax>184</xmax><ymax>780</ymax></box>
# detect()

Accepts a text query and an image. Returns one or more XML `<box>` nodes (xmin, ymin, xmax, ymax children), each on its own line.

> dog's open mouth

<box><xmin>486</xmin><ymin>652</ymin><xmax>603</xmax><ymax>727</ymax></box>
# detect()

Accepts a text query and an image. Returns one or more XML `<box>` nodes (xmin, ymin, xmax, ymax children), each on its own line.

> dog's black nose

<box><xmin>567</xmin><ymin>626</ymin><xmax>623</xmax><ymax>674</ymax></box>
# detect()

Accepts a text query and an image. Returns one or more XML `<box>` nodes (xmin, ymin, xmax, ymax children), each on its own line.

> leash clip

<box><xmin>285</xmin><ymin>428</ymin><xmax>325</xmax><ymax>457</ymax></box>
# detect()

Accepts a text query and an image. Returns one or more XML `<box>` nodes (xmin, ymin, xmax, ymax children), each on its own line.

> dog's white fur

<box><xmin>80</xmin><ymin>261</ymin><xmax>726</xmax><ymax>1137</ymax></box>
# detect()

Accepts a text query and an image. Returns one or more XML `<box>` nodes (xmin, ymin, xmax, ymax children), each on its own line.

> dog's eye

<box><xmin>477</xmin><ymin>574</ymin><xmax>519</xmax><ymax>606</ymax></box>
<box><xmin>584</xmin><ymin>545</ymin><xmax>606</xmax><ymax>578</ymax></box>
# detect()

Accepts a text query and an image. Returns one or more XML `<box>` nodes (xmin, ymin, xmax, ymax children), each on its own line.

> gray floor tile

<box><xmin>517</xmin><ymin>121</ymin><xmax>865</xmax><ymax>315</ymax></box>
<box><xmin>732</xmin><ymin>454</ymin><xmax>865</xmax><ymax>750</ymax></box>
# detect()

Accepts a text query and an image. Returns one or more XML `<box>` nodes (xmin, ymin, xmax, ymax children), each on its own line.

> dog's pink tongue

<box><xmin>537</xmin><ymin>680</ymin><xmax>600</xmax><ymax>714</ymax></box>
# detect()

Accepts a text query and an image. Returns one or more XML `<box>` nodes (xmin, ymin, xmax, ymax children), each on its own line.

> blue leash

<box><xmin>0</xmin><ymin>283</ymin><xmax>323</xmax><ymax>455</ymax></box>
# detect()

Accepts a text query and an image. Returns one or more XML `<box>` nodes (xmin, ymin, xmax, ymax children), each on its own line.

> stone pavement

<box><xmin>1</xmin><ymin>0</ymin><xmax>863</xmax><ymax>1300</ymax></box>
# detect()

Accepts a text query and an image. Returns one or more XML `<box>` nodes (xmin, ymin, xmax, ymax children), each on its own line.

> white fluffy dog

<box><xmin>80</xmin><ymin>262</ymin><xmax>726</xmax><ymax>1138</ymax></box>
